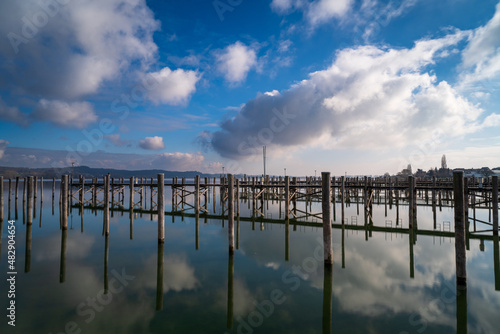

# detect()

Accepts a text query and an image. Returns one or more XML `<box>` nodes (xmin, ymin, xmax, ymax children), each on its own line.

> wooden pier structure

<box><xmin>1</xmin><ymin>173</ymin><xmax>499</xmax><ymax>289</ymax></box>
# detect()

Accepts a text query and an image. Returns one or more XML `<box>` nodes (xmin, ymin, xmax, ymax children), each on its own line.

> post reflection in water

<box><xmin>60</xmin><ymin>229</ymin><xmax>67</xmax><ymax>283</ymax></box>
<box><xmin>409</xmin><ymin>227</ymin><xmax>415</xmax><ymax>278</ymax></box>
<box><xmin>156</xmin><ymin>241</ymin><xmax>164</xmax><ymax>311</ymax></box>
<box><xmin>285</xmin><ymin>219</ymin><xmax>289</xmax><ymax>262</ymax></box>
<box><xmin>130</xmin><ymin>210</ymin><xmax>134</xmax><ymax>240</ymax></box>
<box><xmin>457</xmin><ymin>287</ymin><xmax>467</xmax><ymax>334</ymax></box>
<box><xmin>25</xmin><ymin>223</ymin><xmax>32</xmax><ymax>273</ymax></box>
<box><xmin>341</xmin><ymin>224</ymin><xmax>345</xmax><ymax>269</ymax></box>
<box><xmin>195</xmin><ymin>214</ymin><xmax>199</xmax><ymax>250</ymax></box>
<box><xmin>236</xmin><ymin>217</ymin><xmax>240</xmax><ymax>250</ymax></box>
<box><xmin>104</xmin><ymin>235</ymin><xmax>109</xmax><ymax>294</ymax></box>
<box><xmin>15</xmin><ymin>192</ymin><xmax>19</xmax><ymax>220</ymax></box>
<box><xmin>494</xmin><ymin>236</ymin><xmax>500</xmax><ymax>291</ymax></box>
<box><xmin>39</xmin><ymin>202</ymin><xmax>43</xmax><ymax>228</ymax></box>
<box><xmin>227</xmin><ymin>251</ymin><xmax>234</xmax><ymax>330</ymax></box>
<box><xmin>322</xmin><ymin>264</ymin><xmax>333</xmax><ymax>334</ymax></box>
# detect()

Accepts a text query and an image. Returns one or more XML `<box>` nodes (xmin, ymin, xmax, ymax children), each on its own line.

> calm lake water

<box><xmin>0</xmin><ymin>180</ymin><xmax>499</xmax><ymax>334</ymax></box>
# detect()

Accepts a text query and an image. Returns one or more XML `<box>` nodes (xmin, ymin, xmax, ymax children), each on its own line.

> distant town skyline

<box><xmin>1</xmin><ymin>0</ymin><xmax>499</xmax><ymax>175</ymax></box>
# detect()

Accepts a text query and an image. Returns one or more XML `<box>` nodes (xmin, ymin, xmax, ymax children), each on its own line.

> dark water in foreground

<box><xmin>0</xmin><ymin>182</ymin><xmax>499</xmax><ymax>334</ymax></box>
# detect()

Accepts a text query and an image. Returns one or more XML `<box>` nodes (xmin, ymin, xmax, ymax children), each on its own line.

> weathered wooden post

<box><xmin>139</xmin><ymin>178</ymin><xmax>144</xmax><ymax>208</ymax></box>
<box><xmin>27</xmin><ymin>176</ymin><xmax>33</xmax><ymax>225</ymax></box>
<box><xmin>23</xmin><ymin>177</ymin><xmax>27</xmax><ymax>203</ymax></box>
<box><xmin>330</xmin><ymin>176</ymin><xmax>335</xmax><ymax>221</ymax></box>
<box><xmin>129</xmin><ymin>177</ymin><xmax>134</xmax><ymax>211</ymax></box>
<box><xmin>322</xmin><ymin>172</ymin><xmax>333</xmax><ymax>264</ymax></box>
<box><xmin>15</xmin><ymin>176</ymin><xmax>19</xmax><ymax>202</ymax></box>
<box><xmin>236</xmin><ymin>178</ymin><xmax>240</xmax><ymax>217</ymax></box>
<box><xmin>40</xmin><ymin>177</ymin><xmax>43</xmax><ymax>203</ymax></box>
<box><xmin>150</xmin><ymin>177</ymin><xmax>154</xmax><ymax>211</ymax></box>
<box><xmin>454</xmin><ymin>171</ymin><xmax>467</xmax><ymax>288</ymax></box>
<box><xmin>8</xmin><ymin>178</ymin><xmax>11</xmax><ymax>206</ymax></box>
<box><xmin>170</xmin><ymin>177</ymin><xmax>176</xmax><ymax>212</ymax></box>
<box><xmin>493</xmin><ymin>176</ymin><xmax>498</xmax><ymax>236</ymax></box>
<box><xmin>158</xmin><ymin>174</ymin><xmax>165</xmax><ymax>242</ymax></box>
<box><xmin>69</xmin><ymin>176</ymin><xmax>73</xmax><ymax>208</ymax></box>
<box><xmin>195</xmin><ymin>175</ymin><xmax>200</xmax><ymax>214</ymax></box>
<box><xmin>103</xmin><ymin>175</ymin><xmax>110</xmax><ymax>236</ymax></box>
<box><xmin>61</xmin><ymin>175</ymin><xmax>68</xmax><ymax>230</ymax></box>
<box><xmin>79</xmin><ymin>175</ymin><xmax>84</xmax><ymax>205</ymax></box>
<box><xmin>285</xmin><ymin>176</ymin><xmax>290</xmax><ymax>220</ymax></box>
<box><xmin>341</xmin><ymin>176</ymin><xmax>345</xmax><ymax>226</ymax></box>
<box><xmin>33</xmin><ymin>176</ymin><xmax>37</xmax><ymax>200</ymax></box>
<box><xmin>409</xmin><ymin>175</ymin><xmax>415</xmax><ymax>229</ymax></box>
<box><xmin>33</xmin><ymin>176</ymin><xmax>37</xmax><ymax>220</ymax></box>
<box><xmin>52</xmin><ymin>177</ymin><xmax>55</xmax><ymax>202</ymax></box>
<box><xmin>363</xmin><ymin>176</ymin><xmax>368</xmax><ymax>212</ymax></box>
<box><xmin>228</xmin><ymin>174</ymin><xmax>235</xmax><ymax>253</ymax></box>
<box><xmin>181</xmin><ymin>177</ymin><xmax>186</xmax><ymax>211</ymax></box>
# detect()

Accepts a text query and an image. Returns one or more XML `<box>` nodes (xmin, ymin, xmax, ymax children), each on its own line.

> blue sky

<box><xmin>0</xmin><ymin>0</ymin><xmax>499</xmax><ymax>176</ymax></box>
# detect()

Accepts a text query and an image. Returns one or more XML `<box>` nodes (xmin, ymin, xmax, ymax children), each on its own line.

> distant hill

<box><xmin>0</xmin><ymin>166</ymin><xmax>224</xmax><ymax>179</ymax></box>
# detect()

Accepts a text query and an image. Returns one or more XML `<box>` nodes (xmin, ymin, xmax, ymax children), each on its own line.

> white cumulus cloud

<box><xmin>143</xmin><ymin>67</ymin><xmax>200</xmax><ymax>105</ymax></box>
<box><xmin>306</xmin><ymin>0</ymin><xmax>354</xmax><ymax>26</ymax></box>
<box><xmin>139</xmin><ymin>136</ymin><xmax>165</xmax><ymax>150</ymax></box>
<box><xmin>204</xmin><ymin>32</ymin><xmax>499</xmax><ymax>159</ymax></box>
<box><xmin>460</xmin><ymin>1</ymin><xmax>500</xmax><ymax>91</ymax></box>
<box><xmin>0</xmin><ymin>0</ymin><xmax>160</xmax><ymax>100</ymax></box>
<box><xmin>216</xmin><ymin>41</ymin><xmax>257</xmax><ymax>85</ymax></box>
<box><xmin>32</xmin><ymin>99</ymin><xmax>97</xmax><ymax>129</ymax></box>
<box><xmin>0</xmin><ymin>97</ymin><xmax>28</xmax><ymax>126</ymax></box>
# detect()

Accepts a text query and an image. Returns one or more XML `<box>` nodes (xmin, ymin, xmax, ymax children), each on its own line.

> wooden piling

<box><xmin>129</xmin><ymin>177</ymin><xmax>134</xmax><ymax>211</ymax></box>
<box><xmin>23</xmin><ymin>177</ymin><xmax>26</xmax><ymax>203</ymax></box>
<box><xmin>341</xmin><ymin>176</ymin><xmax>345</xmax><ymax>226</ymax></box>
<box><xmin>236</xmin><ymin>178</ymin><xmax>240</xmax><ymax>217</ymax></box>
<box><xmin>15</xmin><ymin>176</ymin><xmax>19</xmax><ymax>201</ymax></box>
<box><xmin>79</xmin><ymin>175</ymin><xmax>84</xmax><ymax>205</ymax></box>
<box><xmin>61</xmin><ymin>175</ymin><xmax>68</xmax><ymax>230</ymax></box>
<box><xmin>33</xmin><ymin>176</ymin><xmax>37</xmax><ymax>199</ymax></box>
<box><xmin>285</xmin><ymin>176</ymin><xmax>290</xmax><ymax>220</ymax></box>
<box><xmin>40</xmin><ymin>177</ymin><xmax>43</xmax><ymax>203</ymax></box>
<box><xmin>322</xmin><ymin>172</ymin><xmax>333</xmax><ymax>264</ymax></box>
<box><xmin>453</xmin><ymin>171</ymin><xmax>467</xmax><ymax>288</ymax></box>
<box><xmin>158</xmin><ymin>174</ymin><xmax>165</xmax><ymax>242</ymax></box>
<box><xmin>228</xmin><ymin>174</ymin><xmax>235</xmax><ymax>253</ymax></box>
<box><xmin>103</xmin><ymin>175</ymin><xmax>110</xmax><ymax>236</ymax></box>
<box><xmin>8</xmin><ymin>178</ymin><xmax>11</xmax><ymax>205</ymax></box>
<box><xmin>195</xmin><ymin>175</ymin><xmax>200</xmax><ymax>214</ymax></box>
<box><xmin>493</xmin><ymin>176</ymin><xmax>498</xmax><ymax>236</ymax></box>
<box><xmin>27</xmin><ymin>176</ymin><xmax>33</xmax><ymax>225</ymax></box>
<box><xmin>409</xmin><ymin>176</ymin><xmax>415</xmax><ymax>229</ymax></box>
